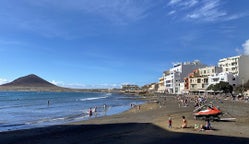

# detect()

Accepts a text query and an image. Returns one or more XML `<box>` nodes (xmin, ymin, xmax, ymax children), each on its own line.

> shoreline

<box><xmin>0</xmin><ymin>92</ymin><xmax>146</xmax><ymax>132</ymax></box>
<box><xmin>1</xmin><ymin>94</ymin><xmax>249</xmax><ymax>144</ymax></box>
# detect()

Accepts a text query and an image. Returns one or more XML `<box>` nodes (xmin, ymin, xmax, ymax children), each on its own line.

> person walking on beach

<box><xmin>168</xmin><ymin>117</ymin><xmax>172</xmax><ymax>128</ymax></box>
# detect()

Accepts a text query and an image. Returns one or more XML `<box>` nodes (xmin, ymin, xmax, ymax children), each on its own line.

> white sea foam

<box><xmin>79</xmin><ymin>96</ymin><xmax>108</xmax><ymax>101</ymax></box>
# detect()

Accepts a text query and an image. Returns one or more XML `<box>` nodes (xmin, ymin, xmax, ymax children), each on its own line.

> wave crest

<box><xmin>79</xmin><ymin>96</ymin><xmax>108</xmax><ymax>101</ymax></box>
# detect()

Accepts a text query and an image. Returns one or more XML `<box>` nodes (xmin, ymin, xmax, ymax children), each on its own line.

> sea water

<box><xmin>0</xmin><ymin>91</ymin><xmax>145</xmax><ymax>132</ymax></box>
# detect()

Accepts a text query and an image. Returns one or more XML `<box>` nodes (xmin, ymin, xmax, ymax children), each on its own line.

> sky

<box><xmin>0</xmin><ymin>0</ymin><xmax>249</xmax><ymax>88</ymax></box>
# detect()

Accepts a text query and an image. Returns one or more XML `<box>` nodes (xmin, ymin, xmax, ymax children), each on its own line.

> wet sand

<box><xmin>0</xmin><ymin>95</ymin><xmax>249</xmax><ymax>144</ymax></box>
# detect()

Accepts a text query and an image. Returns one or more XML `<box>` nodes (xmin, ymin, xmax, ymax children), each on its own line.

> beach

<box><xmin>0</xmin><ymin>95</ymin><xmax>249</xmax><ymax>144</ymax></box>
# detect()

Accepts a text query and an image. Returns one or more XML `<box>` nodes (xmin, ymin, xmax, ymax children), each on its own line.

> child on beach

<box><xmin>181</xmin><ymin>116</ymin><xmax>187</xmax><ymax>128</ymax></box>
<box><xmin>168</xmin><ymin>117</ymin><xmax>172</xmax><ymax>128</ymax></box>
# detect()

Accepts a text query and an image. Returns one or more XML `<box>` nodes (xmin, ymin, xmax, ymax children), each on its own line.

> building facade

<box><xmin>208</xmin><ymin>72</ymin><xmax>238</xmax><ymax>87</ymax></box>
<box><xmin>164</xmin><ymin>60</ymin><xmax>206</xmax><ymax>94</ymax></box>
<box><xmin>157</xmin><ymin>76</ymin><xmax>166</xmax><ymax>93</ymax></box>
<box><xmin>218</xmin><ymin>55</ymin><xmax>249</xmax><ymax>85</ymax></box>
<box><xmin>186</xmin><ymin>66</ymin><xmax>222</xmax><ymax>93</ymax></box>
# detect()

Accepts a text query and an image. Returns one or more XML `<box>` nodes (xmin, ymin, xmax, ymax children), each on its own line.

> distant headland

<box><xmin>0</xmin><ymin>74</ymin><xmax>109</xmax><ymax>92</ymax></box>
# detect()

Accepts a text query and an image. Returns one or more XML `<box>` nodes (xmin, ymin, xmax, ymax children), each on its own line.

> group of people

<box><xmin>177</xmin><ymin>95</ymin><xmax>216</xmax><ymax>109</ymax></box>
<box><xmin>177</xmin><ymin>96</ymin><xmax>190</xmax><ymax>107</ymax></box>
<box><xmin>88</xmin><ymin>104</ymin><xmax>108</xmax><ymax>117</ymax></box>
<box><xmin>168</xmin><ymin>116</ymin><xmax>187</xmax><ymax>129</ymax></box>
<box><xmin>130</xmin><ymin>103</ymin><xmax>141</xmax><ymax>110</ymax></box>
<box><xmin>168</xmin><ymin>116</ymin><xmax>212</xmax><ymax>131</ymax></box>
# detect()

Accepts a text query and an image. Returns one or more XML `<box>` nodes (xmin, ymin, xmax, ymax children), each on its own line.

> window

<box><xmin>166</xmin><ymin>84</ymin><xmax>171</xmax><ymax>87</ymax></box>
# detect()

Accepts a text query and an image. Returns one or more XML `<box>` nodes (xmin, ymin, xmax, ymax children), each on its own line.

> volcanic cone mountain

<box><xmin>1</xmin><ymin>74</ymin><xmax>56</xmax><ymax>87</ymax></box>
<box><xmin>0</xmin><ymin>74</ymin><xmax>65</xmax><ymax>91</ymax></box>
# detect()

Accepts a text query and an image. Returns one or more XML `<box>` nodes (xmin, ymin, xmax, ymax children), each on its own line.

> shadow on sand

<box><xmin>0</xmin><ymin>123</ymin><xmax>248</xmax><ymax>144</ymax></box>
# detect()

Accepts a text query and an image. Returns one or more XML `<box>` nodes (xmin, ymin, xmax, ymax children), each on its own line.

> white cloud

<box><xmin>185</xmin><ymin>0</ymin><xmax>226</xmax><ymax>22</ymax></box>
<box><xmin>168</xmin><ymin>10</ymin><xmax>176</xmax><ymax>15</ymax></box>
<box><xmin>224</xmin><ymin>13</ymin><xmax>249</xmax><ymax>21</ymax></box>
<box><xmin>234</xmin><ymin>39</ymin><xmax>249</xmax><ymax>55</ymax></box>
<box><xmin>168</xmin><ymin>0</ymin><xmax>198</xmax><ymax>8</ymax></box>
<box><xmin>235</xmin><ymin>48</ymin><xmax>242</xmax><ymax>55</ymax></box>
<box><xmin>168</xmin><ymin>0</ymin><xmax>182</xmax><ymax>6</ymax></box>
<box><xmin>26</xmin><ymin>0</ymin><xmax>156</xmax><ymax>25</ymax></box>
<box><xmin>0</xmin><ymin>78</ymin><xmax>9</xmax><ymax>85</ymax></box>
<box><xmin>183</xmin><ymin>0</ymin><xmax>199</xmax><ymax>8</ymax></box>
<box><xmin>50</xmin><ymin>80</ymin><xmax>122</xmax><ymax>89</ymax></box>
<box><xmin>242</xmin><ymin>39</ymin><xmax>249</xmax><ymax>55</ymax></box>
<box><xmin>167</xmin><ymin>0</ymin><xmax>248</xmax><ymax>22</ymax></box>
<box><xmin>50</xmin><ymin>80</ymin><xmax>87</xmax><ymax>89</ymax></box>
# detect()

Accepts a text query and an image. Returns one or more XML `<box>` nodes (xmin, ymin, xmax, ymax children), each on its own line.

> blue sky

<box><xmin>0</xmin><ymin>0</ymin><xmax>249</xmax><ymax>88</ymax></box>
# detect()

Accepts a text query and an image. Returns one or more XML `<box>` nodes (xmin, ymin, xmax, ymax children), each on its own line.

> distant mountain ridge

<box><xmin>1</xmin><ymin>74</ymin><xmax>56</xmax><ymax>87</ymax></box>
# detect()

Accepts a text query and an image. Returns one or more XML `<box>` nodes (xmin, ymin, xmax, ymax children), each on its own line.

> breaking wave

<box><xmin>79</xmin><ymin>96</ymin><xmax>108</xmax><ymax>101</ymax></box>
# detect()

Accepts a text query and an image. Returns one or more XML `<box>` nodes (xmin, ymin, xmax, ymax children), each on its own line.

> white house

<box><xmin>208</xmin><ymin>72</ymin><xmax>239</xmax><ymax>87</ymax></box>
<box><xmin>218</xmin><ymin>55</ymin><xmax>249</xmax><ymax>85</ymax></box>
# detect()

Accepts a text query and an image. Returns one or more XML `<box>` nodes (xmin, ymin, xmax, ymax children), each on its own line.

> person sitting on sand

<box><xmin>200</xmin><ymin>120</ymin><xmax>212</xmax><ymax>131</ymax></box>
<box><xmin>181</xmin><ymin>116</ymin><xmax>187</xmax><ymax>128</ymax></box>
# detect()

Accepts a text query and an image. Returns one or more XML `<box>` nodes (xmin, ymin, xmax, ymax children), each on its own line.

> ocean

<box><xmin>0</xmin><ymin>91</ymin><xmax>145</xmax><ymax>132</ymax></box>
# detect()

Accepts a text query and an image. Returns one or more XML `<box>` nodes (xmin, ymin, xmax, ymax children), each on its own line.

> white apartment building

<box><xmin>218</xmin><ymin>55</ymin><xmax>249</xmax><ymax>85</ymax></box>
<box><xmin>208</xmin><ymin>72</ymin><xmax>238</xmax><ymax>87</ymax></box>
<box><xmin>164</xmin><ymin>70</ymin><xmax>181</xmax><ymax>94</ymax></box>
<box><xmin>164</xmin><ymin>60</ymin><xmax>206</xmax><ymax>94</ymax></box>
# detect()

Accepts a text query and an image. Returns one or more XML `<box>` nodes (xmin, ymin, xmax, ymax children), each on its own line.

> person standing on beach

<box><xmin>103</xmin><ymin>104</ymin><xmax>107</xmax><ymax>115</ymax></box>
<box><xmin>181</xmin><ymin>116</ymin><xmax>187</xmax><ymax>128</ymax></box>
<box><xmin>93</xmin><ymin>106</ymin><xmax>97</xmax><ymax>112</ymax></box>
<box><xmin>168</xmin><ymin>117</ymin><xmax>172</xmax><ymax>128</ymax></box>
<box><xmin>93</xmin><ymin>106</ymin><xmax>97</xmax><ymax>117</ymax></box>
<box><xmin>89</xmin><ymin>108</ymin><xmax>93</xmax><ymax>117</ymax></box>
